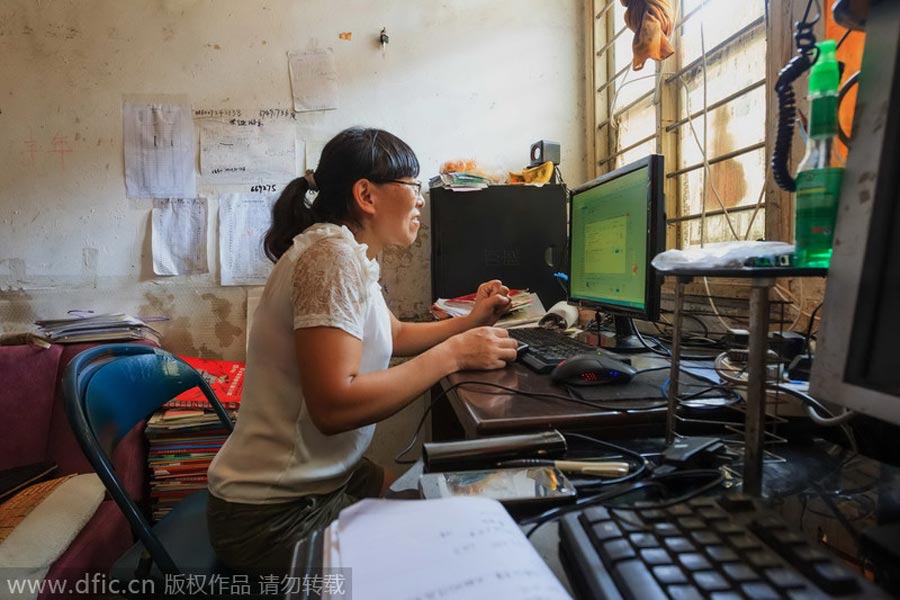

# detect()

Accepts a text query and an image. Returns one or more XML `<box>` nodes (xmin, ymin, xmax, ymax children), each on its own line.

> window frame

<box><xmin>588</xmin><ymin>0</ymin><xmax>803</xmax><ymax>250</ymax></box>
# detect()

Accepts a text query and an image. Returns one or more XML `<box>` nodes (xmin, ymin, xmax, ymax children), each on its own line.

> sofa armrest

<box><xmin>0</xmin><ymin>345</ymin><xmax>63</xmax><ymax>471</ymax></box>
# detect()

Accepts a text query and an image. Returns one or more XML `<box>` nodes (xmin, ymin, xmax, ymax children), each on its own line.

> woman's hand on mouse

<box><xmin>444</xmin><ymin>326</ymin><xmax>518</xmax><ymax>371</ymax></box>
<box><xmin>466</xmin><ymin>280</ymin><xmax>512</xmax><ymax>327</ymax></box>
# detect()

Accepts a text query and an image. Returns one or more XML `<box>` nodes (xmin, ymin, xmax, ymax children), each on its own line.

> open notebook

<box><xmin>312</xmin><ymin>497</ymin><xmax>571</xmax><ymax>600</ymax></box>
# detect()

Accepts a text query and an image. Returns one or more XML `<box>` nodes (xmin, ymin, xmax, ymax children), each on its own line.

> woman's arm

<box><xmin>390</xmin><ymin>280</ymin><xmax>512</xmax><ymax>356</ymax></box>
<box><xmin>295</xmin><ymin>325</ymin><xmax>516</xmax><ymax>435</ymax></box>
<box><xmin>389</xmin><ymin>313</ymin><xmax>477</xmax><ymax>357</ymax></box>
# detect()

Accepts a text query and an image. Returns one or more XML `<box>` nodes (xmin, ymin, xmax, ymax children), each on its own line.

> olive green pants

<box><xmin>207</xmin><ymin>458</ymin><xmax>384</xmax><ymax>574</ymax></box>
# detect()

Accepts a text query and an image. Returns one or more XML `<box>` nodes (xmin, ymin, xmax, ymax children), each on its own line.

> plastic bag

<box><xmin>651</xmin><ymin>241</ymin><xmax>795</xmax><ymax>271</ymax></box>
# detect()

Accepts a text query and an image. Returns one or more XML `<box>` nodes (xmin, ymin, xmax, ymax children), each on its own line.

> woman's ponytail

<box><xmin>263</xmin><ymin>176</ymin><xmax>315</xmax><ymax>262</ymax></box>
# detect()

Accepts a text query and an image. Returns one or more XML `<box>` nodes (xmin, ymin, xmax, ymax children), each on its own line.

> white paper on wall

<box><xmin>123</xmin><ymin>97</ymin><xmax>196</xmax><ymax>199</ymax></box>
<box><xmin>200</xmin><ymin>122</ymin><xmax>297</xmax><ymax>184</ymax></box>
<box><xmin>151</xmin><ymin>197</ymin><xmax>209</xmax><ymax>276</ymax></box>
<box><xmin>305</xmin><ymin>139</ymin><xmax>327</xmax><ymax>172</ymax></box>
<box><xmin>288</xmin><ymin>49</ymin><xmax>339</xmax><ymax>112</ymax></box>
<box><xmin>218</xmin><ymin>193</ymin><xmax>277</xmax><ymax>286</ymax></box>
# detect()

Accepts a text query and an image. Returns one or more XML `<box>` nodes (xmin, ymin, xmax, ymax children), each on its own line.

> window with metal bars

<box><xmin>592</xmin><ymin>0</ymin><xmax>768</xmax><ymax>249</ymax></box>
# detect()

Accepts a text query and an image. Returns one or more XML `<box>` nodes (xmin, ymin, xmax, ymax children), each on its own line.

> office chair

<box><xmin>62</xmin><ymin>343</ymin><xmax>235</xmax><ymax>584</ymax></box>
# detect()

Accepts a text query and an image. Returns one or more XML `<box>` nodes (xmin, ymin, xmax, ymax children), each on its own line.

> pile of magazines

<box><xmin>146</xmin><ymin>356</ymin><xmax>243</xmax><ymax>521</ymax></box>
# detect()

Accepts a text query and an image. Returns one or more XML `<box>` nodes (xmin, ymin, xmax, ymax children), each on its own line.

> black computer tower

<box><xmin>430</xmin><ymin>184</ymin><xmax>568</xmax><ymax>307</ymax></box>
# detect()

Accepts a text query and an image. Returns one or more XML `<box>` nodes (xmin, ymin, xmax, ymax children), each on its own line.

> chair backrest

<box><xmin>63</xmin><ymin>343</ymin><xmax>235</xmax><ymax>574</ymax></box>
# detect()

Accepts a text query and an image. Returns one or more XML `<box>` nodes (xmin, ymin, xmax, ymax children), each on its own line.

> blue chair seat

<box><xmin>111</xmin><ymin>490</ymin><xmax>227</xmax><ymax>581</ymax></box>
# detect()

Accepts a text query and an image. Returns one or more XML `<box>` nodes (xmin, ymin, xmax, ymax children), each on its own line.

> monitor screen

<box><xmin>568</xmin><ymin>155</ymin><xmax>663</xmax><ymax>321</ymax></box>
<box><xmin>809</xmin><ymin>1</ymin><xmax>900</xmax><ymax>427</ymax></box>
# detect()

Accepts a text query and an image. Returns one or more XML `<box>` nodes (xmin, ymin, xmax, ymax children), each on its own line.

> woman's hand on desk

<box><xmin>466</xmin><ymin>279</ymin><xmax>512</xmax><ymax>327</ymax></box>
<box><xmin>444</xmin><ymin>327</ymin><xmax>517</xmax><ymax>371</ymax></box>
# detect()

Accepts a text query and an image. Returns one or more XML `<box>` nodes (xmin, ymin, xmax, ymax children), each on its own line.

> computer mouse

<box><xmin>550</xmin><ymin>352</ymin><xmax>637</xmax><ymax>386</ymax></box>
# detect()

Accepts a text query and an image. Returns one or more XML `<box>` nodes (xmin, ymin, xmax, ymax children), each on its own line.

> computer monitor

<box><xmin>809</xmin><ymin>0</ymin><xmax>900</xmax><ymax>426</ymax></box>
<box><xmin>567</xmin><ymin>154</ymin><xmax>665</xmax><ymax>351</ymax></box>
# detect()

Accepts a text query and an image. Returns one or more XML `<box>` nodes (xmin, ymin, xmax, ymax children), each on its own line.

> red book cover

<box><xmin>163</xmin><ymin>356</ymin><xmax>245</xmax><ymax>410</ymax></box>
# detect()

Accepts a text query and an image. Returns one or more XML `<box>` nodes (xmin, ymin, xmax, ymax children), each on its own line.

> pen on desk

<box><xmin>499</xmin><ymin>459</ymin><xmax>631</xmax><ymax>477</ymax></box>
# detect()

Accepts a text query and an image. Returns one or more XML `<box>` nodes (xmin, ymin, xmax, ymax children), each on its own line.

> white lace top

<box><xmin>208</xmin><ymin>223</ymin><xmax>392</xmax><ymax>503</ymax></box>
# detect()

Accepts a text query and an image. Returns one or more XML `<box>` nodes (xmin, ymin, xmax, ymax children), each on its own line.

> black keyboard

<box><xmin>559</xmin><ymin>494</ymin><xmax>888</xmax><ymax>600</ymax></box>
<box><xmin>509</xmin><ymin>327</ymin><xmax>597</xmax><ymax>373</ymax></box>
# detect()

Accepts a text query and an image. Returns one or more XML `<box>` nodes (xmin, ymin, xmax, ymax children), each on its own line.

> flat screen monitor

<box><xmin>568</xmin><ymin>155</ymin><xmax>665</xmax><ymax>351</ymax></box>
<box><xmin>810</xmin><ymin>0</ymin><xmax>900</xmax><ymax>427</ymax></box>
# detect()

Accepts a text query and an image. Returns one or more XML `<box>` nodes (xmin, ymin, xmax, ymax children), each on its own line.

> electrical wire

<box><xmin>522</xmin><ymin>468</ymin><xmax>726</xmax><ymax>537</ymax></box>
<box><xmin>837</xmin><ymin>70</ymin><xmax>860</xmax><ymax>148</ymax></box>
<box><xmin>743</xmin><ymin>185</ymin><xmax>767</xmax><ymax>241</ymax></box>
<box><xmin>776</xmin><ymin>279</ymin><xmax>805</xmax><ymax>332</ymax></box>
<box><xmin>768</xmin><ymin>383</ymin><xmax>856</xmax><ymax>427</ymax></box>
<box><xmin>394</xmin><ymin>361</ymin><xmax>726</xmax><ymax>465</ymax></box>
<box><xmin>557</xmin><ymin>432</ymin><xmax>650</xmax><ymax>490</ymax></box>
<box><xmin>632</xmin><ymin>320</ymin><xmax>721</xmax><ymax>360</ymax></box>
<box><xmin>804</xmin><ymin>302</ymin><xmax>823</xmax><ymax>352</ymax></box>
<box><xmin>602</xmin><ymin>469</ymin><xmax>726</xmax><ymax>510</ymax></box>
<box><xmin>702</xmin><ymin>277</ymin><xmax>737</xmax><ymax>331</ymax></box>
<box><xmin>655</xmin><ymin>311</ymin><xmax>713</xmax><ymax>340</ymax></box>
<box><xmin>700</xmin><ymin>17</ymin><xmax>709</xmax><ymax>246</ymax></box>
<box><xmin>522</xmin><ymin>482</ymin><xmax>663</xmax><ymax>537</ymax></box>
<box><xmin>660</xmin><ymin>378</ymin><xmax>742</xmax><ymax>407</ymax></box>
<box><xmin>713</xmin><ymin>352</ymin><xmax>758</xmax><ymax>386</ymax></box>
<box><xmin>712</xmin><ymin>350</ymin><xmax>857</xmax><ymax>448</ymax></box>
<box><xmin>675</xmin><ymin>73</ymin><xmax>743</xmax><ymax>242</ymax></box>
<box><xmin>773</xmin><ymin>281</ymin><xmax>818</xmax><ymax>329</ymax></box>
<box><xmin>393</xmin><ymin>376</ymin><xmax>677</xmax><ymax>465</ymax></box>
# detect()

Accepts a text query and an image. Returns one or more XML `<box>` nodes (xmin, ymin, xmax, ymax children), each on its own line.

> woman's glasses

<box><xmin>375</xmin><ymin>179</ymin><xmax>423</xmax><ymax>195</ymax></box>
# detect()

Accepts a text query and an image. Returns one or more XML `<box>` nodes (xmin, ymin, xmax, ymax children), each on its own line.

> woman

<box><xmin>207</xmin><ymin>127</ymin><xmax>517</xmax><ymax>573</ymax></box>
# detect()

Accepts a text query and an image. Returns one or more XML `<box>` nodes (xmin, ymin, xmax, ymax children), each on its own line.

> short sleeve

<box><xmin>291</xmin><ymin>238</ymin><xmax>368</xmax><ymax>339</ymax></box>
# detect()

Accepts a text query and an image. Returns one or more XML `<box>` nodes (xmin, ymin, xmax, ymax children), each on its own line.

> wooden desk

<box><xmin>433</xmin><ymin>359</ymin><xmax>669</xmax><ymax>440</ymax></box>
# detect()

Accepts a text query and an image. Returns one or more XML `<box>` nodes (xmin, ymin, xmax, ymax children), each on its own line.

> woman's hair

<box><xmin>263</xmin><ymin>126</ymin><xmax>420</xmax><ymax>262</ymax></box>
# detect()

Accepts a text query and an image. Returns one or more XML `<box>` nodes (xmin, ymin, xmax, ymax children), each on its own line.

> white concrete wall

<box><xmin>0</xmin><ymin>0</ymin><xmax>586</xmax><ymax>461</ymax></box>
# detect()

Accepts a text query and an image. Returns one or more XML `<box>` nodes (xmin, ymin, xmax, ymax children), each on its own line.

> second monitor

<box><xmin>568</xmin><ymin>155</ymin><xmax>665</xmax><ymax>351</ymax></box>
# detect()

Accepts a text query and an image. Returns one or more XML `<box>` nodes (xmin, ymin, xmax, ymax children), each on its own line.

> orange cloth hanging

<box><xmin>621</xmin><ymin>0</ymin><xmax>675</xmax><ymax>70</ymax></box>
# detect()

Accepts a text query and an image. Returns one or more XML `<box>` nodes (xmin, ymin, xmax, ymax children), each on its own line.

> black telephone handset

<box><xmin>771</xmin><ymin>1</ymin><xmax>821</xmax><ymax>193</ymax></box>
<box><xmin>772</xmin><ymin>0</ymin><xmax>868</xmax><ymax>191</ymax></box>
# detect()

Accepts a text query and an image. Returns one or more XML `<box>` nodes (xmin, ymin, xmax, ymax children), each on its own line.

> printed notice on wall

<box><xmin>151</xmin><ymin>198</ymin><xmax>209</xmax><ymax>276</ymax></box>
<box><xmin>288</xmin><ymin>49</ymin><xmax>339</xmax><ymax>112</ymax></box>
<box><xmin>305</xmin><ymin>139</ymin><xmax>327</xmax><ymax>172</ymax></box>
<box><xmin>218</xmin><ymin>193</ymin><xmax>276</xmax><ymax>286</ymax></box>
<box><xmin>123</xmin><ymin>95</ymin><xmax>196</xmax><ymax>198</ymax></box>
<box><xmin>200</xmin><ymin>122</ymin><xmax>297</xmax><ymax>184</ymax></box>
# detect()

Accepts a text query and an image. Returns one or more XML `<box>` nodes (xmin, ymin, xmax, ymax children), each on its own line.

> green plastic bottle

<box><xmin>794</xmin><ymin>40</ymin><xmax>844</xmax><ymax>268</ymax></box>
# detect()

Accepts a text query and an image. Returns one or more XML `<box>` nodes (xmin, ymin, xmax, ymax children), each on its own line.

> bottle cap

<box><xmin>809</xmin><ymin>40</ymin><xmax>840</xmax><ymax>95</ymax></box>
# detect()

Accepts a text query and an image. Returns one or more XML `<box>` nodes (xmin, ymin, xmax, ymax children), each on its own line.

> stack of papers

<box><xmin>431</xmin><ymin>291</ymin><xmax>546</xmax><ymax>328</ymax></box>
<box><xmin>429</xmin><ymin>172</ymin><xmax>493</xmax><ymax>191</ymax></box>
<box><xmin>34</xmin><ymin>313</ymin><xmax>162</xmax><ymax>345</ymax></box>
<box><xmin>322</xmin><ymin>497</ymin><xmax>571</xmax><ymax>600</ymax></box>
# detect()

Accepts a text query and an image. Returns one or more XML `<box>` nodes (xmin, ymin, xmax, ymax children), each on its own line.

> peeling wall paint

<box><xmin>0</xmin><ymin>0</ymin><xmax>584</xmax><ymax>464</ymax></box>
<box><xmin>0</xmin><ymin>0</ymin><xmax>585</xmax><ymax>361</ymax></box>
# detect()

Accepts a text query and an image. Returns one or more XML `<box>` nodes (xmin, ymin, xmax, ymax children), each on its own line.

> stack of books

<box><xmin>145</xmin><ymin>357</ymin><xmax>244</xmax><ymax>521</ymax></box>
<box><xmin>34</xmin><ymin>313</ymin><xmax>161</xmax><ymax>345</ymax></box>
